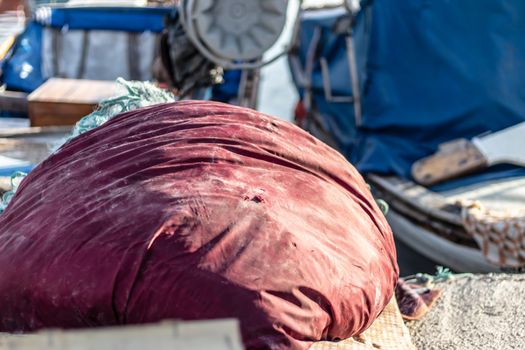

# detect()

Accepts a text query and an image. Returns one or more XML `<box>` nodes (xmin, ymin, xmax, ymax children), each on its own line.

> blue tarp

<box><xmin>1</xmin><ymin>6</ymin><xmax>170</xmax><ymax>93</ymax></box>
<box><xmin>290</xmin><ymin>1</ymin><xmax>525</xmax><ymax>189</ymax></box>
<box><xmin>1</xmin><ymin>22</ymin><xmax>44</xmax><ymax>92</ymax></box>
<box><xmin>35</xmin><ymin>7</ymin><xmax>169</xmax><ymax>33</ymax></box>
<box><xmin>1</xmin><ymin>5</ymin><xmax>237</xmax><ymax>119</ymax></box>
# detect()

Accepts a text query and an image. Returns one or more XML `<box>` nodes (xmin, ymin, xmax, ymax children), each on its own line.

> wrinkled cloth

<box><xmin>395</xmin><ymin>280</ymin><xmax>442</xmax><ymax>321</ymax></box>
<box><xmin>0</xmin><ymin>101</ymin><xmax>398</xmax><ymax>350</ymax></box>
<box><xmin>311</xmin><ymin>297</ymin><xmax>416</xmax><ymax>350</ymax></box>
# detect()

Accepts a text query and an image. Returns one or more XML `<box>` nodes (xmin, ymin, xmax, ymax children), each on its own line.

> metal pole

<box><xmin>345</xmin><ymin>33</ymin><xmax>362</xmax><ymax>127</ymax></box>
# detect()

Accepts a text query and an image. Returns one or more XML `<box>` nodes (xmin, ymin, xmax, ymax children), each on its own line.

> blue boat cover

<box><xmin>290</xmin><ymin>1</ymin><xmax>525</xmax><ymax>189</ymax></box>
<box><xmin>1</xmin><ymin>6</ymin><xmax>170</xmax><ymax>93</ymax></box>
<box><xmin>34</xmin><ymin>7</ymin><xmax>169</xmax><ymax>33</ymax></box>
<box><xmin>1</xmin><ymin>22</ymin><xmax>44</xmax><ymax>92</ymax></box>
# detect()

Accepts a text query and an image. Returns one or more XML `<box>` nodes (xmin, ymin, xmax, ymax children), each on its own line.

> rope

<box><xmin>401</xmin><ymin>266</ymin><xmax>473</xmax><ymax>290</ymax></box>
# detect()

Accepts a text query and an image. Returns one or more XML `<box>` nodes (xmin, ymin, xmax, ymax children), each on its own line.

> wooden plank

<box><xmin>28</xmin><ymin>78</ymin><xmax>123</xmax><ymax>127</ymax></box>
<box><xmin>0</xmin><ymin>319</ymin><xmax>244</xmax><ymax>350</ymax></box>
<box><xmin>367</xmin><ymin>174</ymin><xmax>463</xmax><ymax>226</ymax></box>
<box><xmin>379</xmin><ymin>191</ymin><xmax>474</xmax><ymax>244</ymax></box>
<box><xmin>0</xmin><ymin>126</ymin><xmax>71</xmax><ymax>138</ymax></box>
<box><xmin>411</xmin><ymin>139</ymin><xmax>487</xmax><ymax>186</ymax></box>
<box><xmin>0</xmin><ymin>139</ymin><xmax>54</xmax><ymax>164</ymax></box>
<box><xmin>0</xmin><ymin>128</ymin><xmax>71</xmax><ymax>164</ymax></box>
<box><xmin>0</xmin><ymin>91</ymin><xmax>28</xmax><ymax>113</ymax></box>
<box><xmin>28</xmin><ymin>101</ymin><xmax>97</xmax><ymax>127</ymax></box>
<box><xmin>28</xmin><ymin>79</ymin><xmax>122</xmax><ymax>104</ymax></box>
<box><xmin>369</xmin><ymin>175</ymin><xmax>475</xmax><ymax>244</ymax></box>
<box><xmin>442</xmin><ymin>177</ymin><xmax>525</xmax><ymax>212</ymax></box>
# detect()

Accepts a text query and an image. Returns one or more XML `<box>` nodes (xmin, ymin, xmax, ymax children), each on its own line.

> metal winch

<box><xmin>179</xmin><ymin>0</ymin><xmax>289</xmax><ymax>69</ymax></box>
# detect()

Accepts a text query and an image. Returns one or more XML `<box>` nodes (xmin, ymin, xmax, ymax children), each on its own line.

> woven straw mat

<box><xmin>310</xmin><ymin>297</ymin><xmax>416</xmax><ymax>350</ymax></box>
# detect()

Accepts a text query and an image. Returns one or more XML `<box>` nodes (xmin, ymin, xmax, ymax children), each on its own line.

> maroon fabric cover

<box><xmin>0</xmin><ymin>101</ymin><xmax>398</xmax><ymax>349</ymax></box>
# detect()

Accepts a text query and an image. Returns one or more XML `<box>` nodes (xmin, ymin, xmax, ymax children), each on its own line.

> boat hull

<box><xmin>388</xmin><ymin>209</ymin><xmax>499</xmax><ymax>273</ymax></box>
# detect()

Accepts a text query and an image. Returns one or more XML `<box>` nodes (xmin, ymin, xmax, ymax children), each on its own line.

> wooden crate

<box><xmin>28</xmin><ymin>78</ymin><xmax>123</xmax><ymax>127</ymax></box>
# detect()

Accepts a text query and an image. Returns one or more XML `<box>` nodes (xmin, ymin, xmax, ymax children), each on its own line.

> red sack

<box><xmin>0</xmin><ymin>101</ymin><xmax>398</xmax><ymax>349</ymax></box>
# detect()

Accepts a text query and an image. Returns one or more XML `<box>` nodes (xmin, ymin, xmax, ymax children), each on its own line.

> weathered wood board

<box><xmin>28</xmin><ymin>78</ymin><xmax>123</xmax><ymax>127</ymax></box>
<box><xmin>0</xmin><ymin>319</ymin><xmax>244</xmax><ymax>350</ymax></box>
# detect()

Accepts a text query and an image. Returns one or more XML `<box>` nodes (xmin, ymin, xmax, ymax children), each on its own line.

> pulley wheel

<box><xmin>192</xmin><ymin>0</ymin><xmax>288</xmax><ymax>61</ymax></box>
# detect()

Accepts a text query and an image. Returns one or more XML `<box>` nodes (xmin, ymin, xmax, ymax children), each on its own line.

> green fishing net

<box><xmin>0</xmin><ymin>172</ymin><xmax>27</xmax><ymax>213</ymax></box>
<box><xmin>0</xmin><ymin>78</ymin><xmax>175</xmax><ymax>214</ymax></box>
<box><xmin>70</xmin><ymin>78</ymin><xmax>175</xmax><ymax>139</ymax></box>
